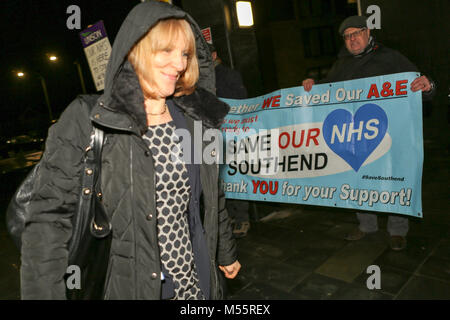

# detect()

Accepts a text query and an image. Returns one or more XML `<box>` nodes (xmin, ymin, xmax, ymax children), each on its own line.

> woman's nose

<box><xmin>171</xmin><ymin>52</ymin><xmax>186</xmax><ymax>71</ymax></box>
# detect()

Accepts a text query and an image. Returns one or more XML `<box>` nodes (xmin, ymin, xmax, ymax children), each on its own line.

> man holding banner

<box><xmin>302</xmin><ymin>15</ymin><xmax>435</xmax><ymax>251</ymax></box>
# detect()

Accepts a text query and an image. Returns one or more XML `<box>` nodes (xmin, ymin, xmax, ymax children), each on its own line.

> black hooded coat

<box><xmin>20</xmin><ymin>1</ymin><xmax>236</xmax><ymax>300</ymax></box>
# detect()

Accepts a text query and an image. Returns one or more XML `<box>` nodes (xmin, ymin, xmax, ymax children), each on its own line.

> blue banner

<box><xmin>219</xmin><ymin>72</ymin><xmax>423</xmax><ymax>218</ymax></box>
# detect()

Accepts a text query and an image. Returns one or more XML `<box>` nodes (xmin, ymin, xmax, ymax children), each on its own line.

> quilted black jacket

<box><xmin>20</xmin><ymin>1</ymin><xmax>236</xmax><ymax>300</ymax></box>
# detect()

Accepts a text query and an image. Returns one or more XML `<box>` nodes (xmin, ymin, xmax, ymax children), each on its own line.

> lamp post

<box><xmin>48</xmin><ymin>54</ymin><xmax>87</xmax><ymax>94</ymax></box>
<box><xmin>15</xmin><ymin>53</ymin><xmax>87</xmax><ymax>123</ymax></box>
<box><xmin>39</xmin><ymin>75</ymin><xmax>53</xmax><ymax>121</ymax></box>
<box><xmin>74</xmin><ymin>60</ymin><xmax>87</xmax><ymax>94</ymax></box>
<box><xmin>16</xmin><ymin>71</ymin><xmax>54</xmax><ymax>123</ymax></box>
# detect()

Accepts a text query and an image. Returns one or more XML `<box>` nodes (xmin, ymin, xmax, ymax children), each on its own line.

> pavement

<box><xmin>0</xmin><ymin>140</ymin><xmax>449</xmax><ymax>300</ymax></box>
<box><xmin>224</xmin><ymin>139</ymin><xmax>450</xmax><ymax>300</ymax></box>
<box><xmin>0</xmin><ymin>151</ymin><xmax>42</xmax><ymax>175</ymax></box>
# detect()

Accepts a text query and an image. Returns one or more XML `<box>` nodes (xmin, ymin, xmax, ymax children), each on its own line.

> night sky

<box><xmin>0</xmin><ymin>1</ymin><xmax>142</xmax><ymax>136</ymax></box>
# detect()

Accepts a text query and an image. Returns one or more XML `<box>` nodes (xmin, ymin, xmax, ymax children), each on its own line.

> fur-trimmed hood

<box><xmin>91</xmin><ymin>0</ymin><xmax>229</xmax><ymax>134</ymax></box>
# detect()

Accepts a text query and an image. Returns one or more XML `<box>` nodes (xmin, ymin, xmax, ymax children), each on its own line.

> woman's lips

<box><xmin>163</xmin><ymin>72</ymin><xmax>178</xmax><ymax>81</ymax></box>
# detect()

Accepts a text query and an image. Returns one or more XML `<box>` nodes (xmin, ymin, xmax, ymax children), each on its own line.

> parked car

<box><xmin>0</xmin><ymin>134</ymin><xmax>44</xmax><ymax>159</ymax></box>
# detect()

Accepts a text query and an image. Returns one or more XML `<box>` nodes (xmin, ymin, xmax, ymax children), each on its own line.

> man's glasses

<box><xmin>343</xmin><ymin>28</ymin><xmax>367</xmax><ymax>40</ymax></box>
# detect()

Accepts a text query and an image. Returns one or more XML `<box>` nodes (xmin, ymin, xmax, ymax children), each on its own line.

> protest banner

<box><xmin>201</xmin><ymin>27</ymin><xmax>213</xmax><ymax>44</ymax></box>
<box><xmin>219</xmin><ymin>72</ymin><xmax>423</xmax><ymax>218</ymax></box>
<box><xmin>79</xmin><ymin>21</ymin><xmax>111</xmax><ymax>91</ymax></box>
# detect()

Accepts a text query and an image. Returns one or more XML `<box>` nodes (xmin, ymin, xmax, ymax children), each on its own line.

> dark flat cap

<box><xmin>339</xmin><ymin>15</ymin><xmax>367</xmax><ymax>35</ymax></box>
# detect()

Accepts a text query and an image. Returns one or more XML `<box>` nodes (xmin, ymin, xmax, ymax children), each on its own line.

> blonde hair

<box><xmin>128</xmin><ymin>18</ymin><xmax>199</xmax><ymax>98</ymax></box>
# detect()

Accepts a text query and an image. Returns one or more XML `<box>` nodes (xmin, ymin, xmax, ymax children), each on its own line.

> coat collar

<box><xmin>91</xmin><ymin>61</ymin><xmax>229</xmax><ymax>135</ymax></box>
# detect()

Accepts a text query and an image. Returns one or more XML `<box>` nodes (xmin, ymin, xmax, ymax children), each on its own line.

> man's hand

<box><xmin>411</xmin><ymin>75</ymin><xmax>432</xmax><ymax>92</ymax></box>
<box><xmin>219</xmin><ymin>260</ymin><xmax>241</xmax><ymax>279</ymax></box>
<box><xmin>302</xmin><ymin>78</ymin><xmax>315</xmax><ymax>92</ymax></box>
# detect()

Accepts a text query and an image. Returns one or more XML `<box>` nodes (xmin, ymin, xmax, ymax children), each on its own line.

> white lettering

<box><xmin>66</xmin><ymin>5</ymin><xmax>81</xmax><ymax>30</ymax></box>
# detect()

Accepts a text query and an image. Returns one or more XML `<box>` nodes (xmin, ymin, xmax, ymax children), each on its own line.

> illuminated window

<box><xmin>236</xmin><ymin>1</ymin><xmax>254</xmax><ymax>27</ymax></box>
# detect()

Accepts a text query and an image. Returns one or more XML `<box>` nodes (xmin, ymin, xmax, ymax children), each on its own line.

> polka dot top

<box><xmin>142</xmin><ymin>121</ymin><xmax>204</xmax><ymax>300</ymax></box>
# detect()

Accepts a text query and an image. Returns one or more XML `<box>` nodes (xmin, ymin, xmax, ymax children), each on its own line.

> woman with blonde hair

<box><xmin>20</xmin><ymin>1</ymin><xmax>240</xmax><ymax>300</ymax></box>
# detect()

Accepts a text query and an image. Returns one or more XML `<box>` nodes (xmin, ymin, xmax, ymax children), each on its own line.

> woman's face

<box><xmin>148</xmin><ymin>34</ymin><xmax>189</xmax><ymax>98</ymax></box>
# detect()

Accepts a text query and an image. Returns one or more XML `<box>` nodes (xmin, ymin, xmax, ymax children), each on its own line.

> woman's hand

<box><xmin>219</xmin><ymin>260</ymin><xmax>241</xmax><ymax>279</ymax></box>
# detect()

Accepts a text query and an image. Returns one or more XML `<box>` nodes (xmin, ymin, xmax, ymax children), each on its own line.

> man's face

<box><xmin>343</xmin><ymin>27</ymin><xmax>370</xmax><ymax>55</ymax></box>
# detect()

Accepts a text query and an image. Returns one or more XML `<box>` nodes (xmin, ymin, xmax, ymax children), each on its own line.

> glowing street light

<box><xmin>48</xmin><ymin>53</ymin><xmax>87</xmax><ymax>94</ymax></box>
<box><xmin>236</xmin><ymin>1</ymin><xmax>254</xmax><ymax>27</ymax></box>
<box><xmin>15</xmin><ymin>70</ymin><xmax>53</xmax><ymax>122</ymax></box>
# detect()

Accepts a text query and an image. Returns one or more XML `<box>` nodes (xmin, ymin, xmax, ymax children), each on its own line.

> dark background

<box><xmin>0</xmin><ymin>0</ymin><xmax>448</xmax><ymax>148</ymax></box>
<box><xmin>0</xmin><ymin>0</ymin><xmax>449</xmax><ymax>301</ymax></box>
<box><xmin>0</xmin><ymin>0</ymin><xmax>140</xmax><ymax>138</ymax></box>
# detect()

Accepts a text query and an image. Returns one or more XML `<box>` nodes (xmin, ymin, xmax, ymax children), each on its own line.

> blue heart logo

<box><xmin>323</xmin><ymin>103</ymin><xmax>388</xmax><ymax>172</ymax></box>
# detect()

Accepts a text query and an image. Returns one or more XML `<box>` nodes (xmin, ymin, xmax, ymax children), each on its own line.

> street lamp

<box><xmin>46</xmin><ymin>53</ymin><xmax>58</xmax><ymax>62</ymax></box>
<box><xmin>15</xmin><ymin>70</ymin><xmax>54</xmax><ymax>123</ymax></box>
<box><xmin>48</xmin><ymin>54</ymin><xmax>87</xmax><ymax>94</ymax></box>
